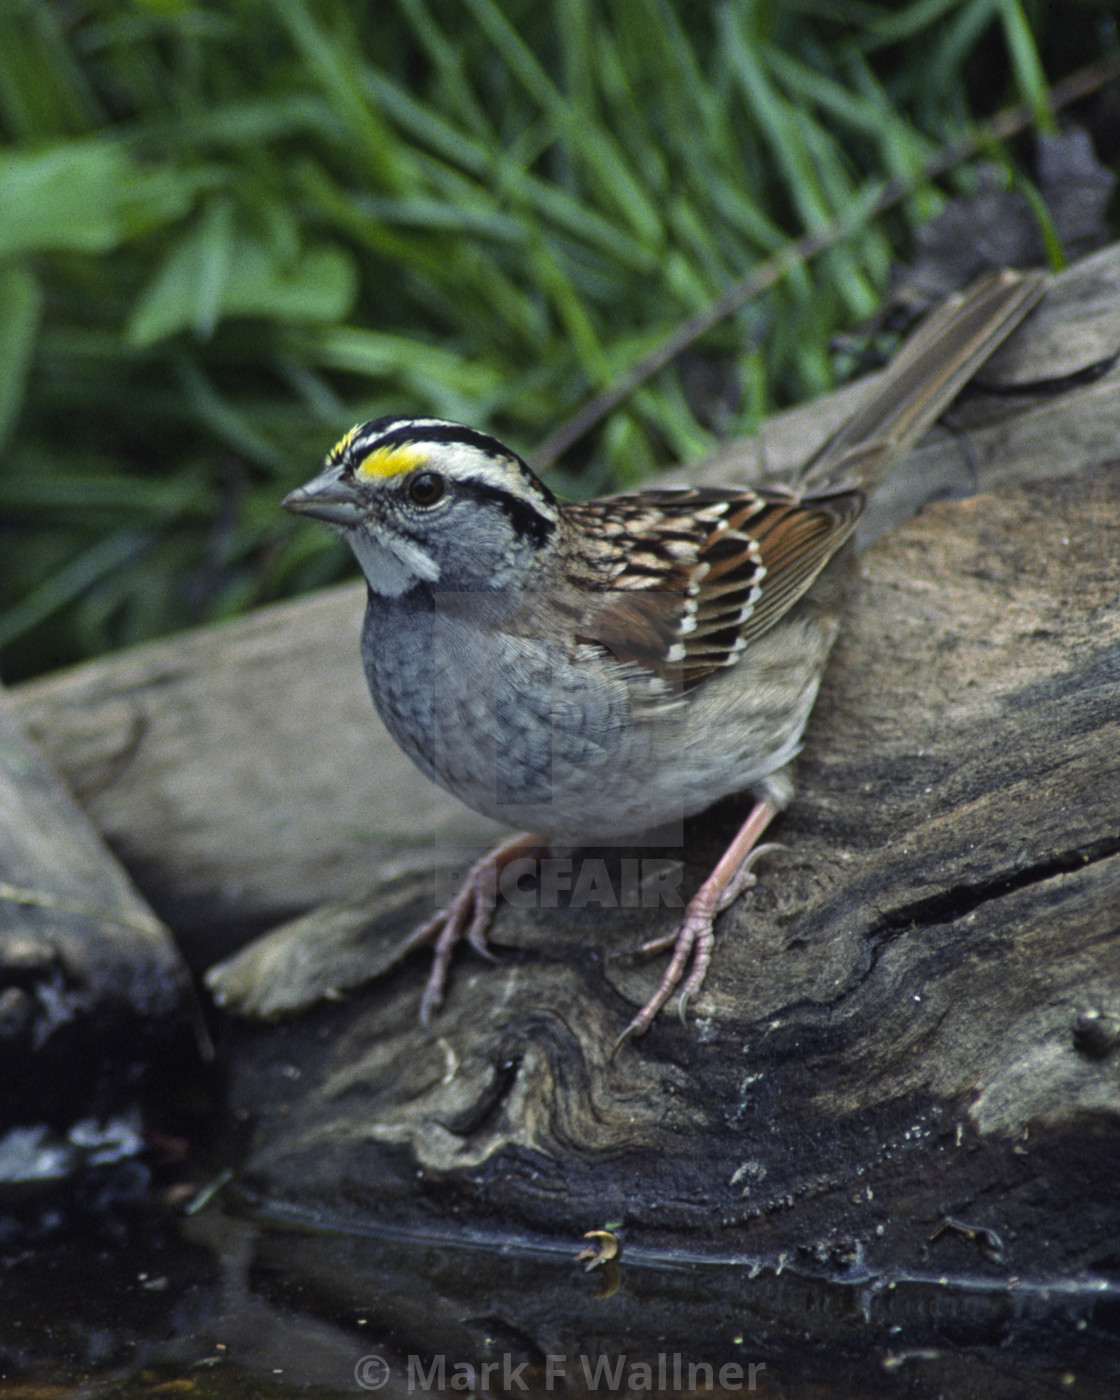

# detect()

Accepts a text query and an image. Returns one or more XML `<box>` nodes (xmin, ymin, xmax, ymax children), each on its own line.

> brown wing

<box><xmin>563</xmin><ymin>485</ymin><xmax>862</xmax><ymax>690</ymax></box>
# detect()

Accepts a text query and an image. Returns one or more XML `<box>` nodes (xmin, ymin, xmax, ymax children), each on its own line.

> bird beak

<box><xmin>282</xmin><ymin>465</ymin><xmax>366</xmax><ymax>528</ymax></box>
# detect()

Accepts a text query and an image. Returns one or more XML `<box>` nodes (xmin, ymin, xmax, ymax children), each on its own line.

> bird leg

<box><xmin>617</xmin><ymin>797</ymin><xmax>780</xmax><ymax>1046</ymax></box>
<box><xmin>402</xmin><ymin>831</ymin><xmax>543</xmax><ymax>1027</ymax></box>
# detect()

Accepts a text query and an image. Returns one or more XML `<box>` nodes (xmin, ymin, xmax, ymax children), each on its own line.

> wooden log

<box><xmin>199</xmin><ymin>249</ymin><xmax>1120</xmax><ymax>1281</ymax></box>
<box><xmin>217</xmin><ymin>458</ymin><xmax>1120</xmax><ymax>1284</ymax></box>
<box><xmin>0</xmin><ymin>687</ymin><xmax>198</xmax><ymax>1123</ymax></box>
<box><xmin>10</xmin><ymin>246</ymin><xmax>1120</xmax><ymax>958</ymax></box>
<box><xmin>8</xmin><ymin>586</ymin><xmax>505</xmax><ymax>962</ymax></box>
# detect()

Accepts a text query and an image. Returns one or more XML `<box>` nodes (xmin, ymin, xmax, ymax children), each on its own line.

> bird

<box><xmin>283</xmin><ymin>269</ymin><xmax>1046</xmax><ymax>1043</ymax></box>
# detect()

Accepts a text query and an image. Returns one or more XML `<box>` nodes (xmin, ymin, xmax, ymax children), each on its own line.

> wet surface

<box><xmin>4</xmin><ymin>1187</ymin><xmax>1120</xmax><ymax>1399</ymax></box>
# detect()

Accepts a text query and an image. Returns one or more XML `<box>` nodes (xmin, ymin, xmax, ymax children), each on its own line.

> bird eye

<box><xmin>408</xmin><ymin>471</ymin><xmax>445</xmax><ymax>507</ymax></box>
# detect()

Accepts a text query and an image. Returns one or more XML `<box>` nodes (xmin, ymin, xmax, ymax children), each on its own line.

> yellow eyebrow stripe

<box><xmin>354</xmin><ymin>442</ymin><xmax>430</xmax><ymax>479</ymax></box>
<box><xmin>328</xmin><ymin>424</ymin><xmax>361</xmax><ymax>461</ymax></box>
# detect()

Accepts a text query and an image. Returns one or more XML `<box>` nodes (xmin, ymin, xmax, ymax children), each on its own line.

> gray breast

<box><xmin>358</xmin><ymin>586</ymin><xmax>835</xmax><ymax>840</ymax></box>
<box><xmin>359</xmin><ymin>587</ymin><xmax>669</xmax><ymax>836</ymax></box>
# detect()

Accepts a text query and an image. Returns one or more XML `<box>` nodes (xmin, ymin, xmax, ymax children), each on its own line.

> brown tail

<box><xmin>798</xmin><ymin>269</ymin><xmax>1048</xmax><ymax>498</ymax></box>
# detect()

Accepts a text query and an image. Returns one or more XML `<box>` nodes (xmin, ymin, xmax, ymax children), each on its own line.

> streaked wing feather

<box><xmin>732</xmin><ymin>491</ymin><xmax>862</xmax><ymax>646</ymax></box>
<box><xmin>564</xmin><ymin>486</ymin><xmax>863</xmax><ymax>690</ymax></box>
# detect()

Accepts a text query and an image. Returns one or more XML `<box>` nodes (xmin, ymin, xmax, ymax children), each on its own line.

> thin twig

<box><xmin>530</xmin><ymin>53</ymin><xmax>1120</xmax><ymax>473</ymax></box>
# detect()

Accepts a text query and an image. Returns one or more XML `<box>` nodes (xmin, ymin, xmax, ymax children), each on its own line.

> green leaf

<box><xmin>0</xmin><ymin>531</ymin><xmax>149</xmax><ymax>652</ymax></box>
<box><xmin>995</xmin><ymin>0</ymin><xmax>1056</xmax><ymax>134</ymax></box>
<box><xmin>0</xmin><ymin>140</ymin><xmax>193</xmax><ymax>257</ymax></box>
<box><xmin>127</xmin><ymin>216</ymin><xmax>357</xmax><ymax>347</ymax></box>
<box><xmin>0</xmin><ymin>262</ymin><xmax>41</xmax><ymax>450</ymax></box>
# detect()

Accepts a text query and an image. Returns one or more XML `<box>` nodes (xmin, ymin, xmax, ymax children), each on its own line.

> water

<box><xmin>4</xmin><ymin>1186</ymin><xmax>1119</xmax><ymax>1398</ymax></box>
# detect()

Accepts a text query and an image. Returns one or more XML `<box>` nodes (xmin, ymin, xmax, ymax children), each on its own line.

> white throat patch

<box><xmin>348</xmin><ymin>527</ymin><xmax>441</xmax><ymax>597</ymax></box>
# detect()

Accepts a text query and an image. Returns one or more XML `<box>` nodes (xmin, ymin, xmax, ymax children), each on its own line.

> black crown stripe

<box><xmin>330</xmin><ymin>417</ymin><xmax>557</xmax><ymax>546</ymax></box>
<box><xmin>341</xmin><ymin>419</ymin><xmax>555</xmax><ymax>503</ymax></box>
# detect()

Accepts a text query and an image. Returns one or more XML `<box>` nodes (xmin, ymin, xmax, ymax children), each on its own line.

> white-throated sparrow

<box><xmin>283</xmin><ymin>270</ymin><xmax>1046</xmax><ymax>1042</ymax></box>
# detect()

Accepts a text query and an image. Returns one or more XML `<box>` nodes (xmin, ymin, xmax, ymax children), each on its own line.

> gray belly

<box><xmin>360</xmin><ymin>590</ymin><xmax>835</xmax><ymax>839</ymax></box>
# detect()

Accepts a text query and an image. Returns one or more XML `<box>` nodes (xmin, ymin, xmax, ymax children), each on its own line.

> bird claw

<box><xmin>716</xmin><ymin>841</ymin><xmax>786</xmax><ymax>911</ymax></box>
<box><xmin>616</xmin><ymin>798</ymin><xmax>781</xmax><ymax>1044</ymax></box>
<box><xmin>402</xmin><ymin>833</ymin><xmax>542</xmax><ymax>1026</ymax></box>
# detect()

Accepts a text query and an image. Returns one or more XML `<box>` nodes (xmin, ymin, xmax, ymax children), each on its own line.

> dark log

<box><xmin>211</xmin><ymin>462</ymin><xmax>1120</xmax><ymax>1288</ymax></box>
<box><xmin>0</xmin><ymin>687</ymin><xmax>199</xmax><ymax>1126</ymax></box>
